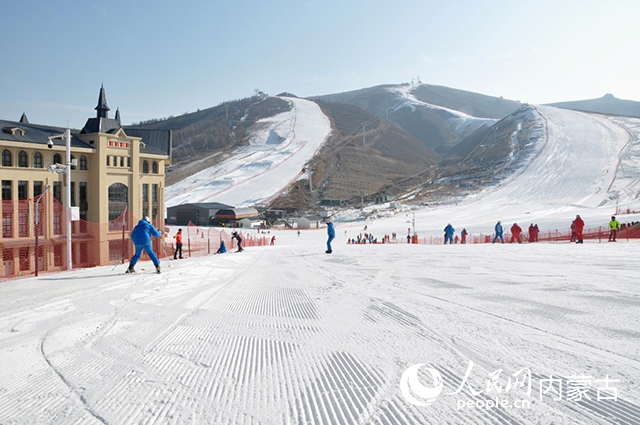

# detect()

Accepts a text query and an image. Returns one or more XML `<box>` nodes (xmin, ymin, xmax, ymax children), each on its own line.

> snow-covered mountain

<box><xmin>340</xmin><ymin>105</ymin><xmax>640</xmax><ymax>234</ymax></box>
<box><xmin>314</xmin><ymin>83</ymin><xmax>521</xmax><ymax>151</ymax></box>
<box><xmin>166</xmin><ymin>96</ymin><xmax>331</xmax><ymax>207</ymax></box>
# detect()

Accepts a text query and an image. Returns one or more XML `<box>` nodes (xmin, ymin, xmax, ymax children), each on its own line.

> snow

<box><xmin>392</xmin><ymin>84</ymin><xmax>497</xmax><ymax>134</ymax></box>
<box><xmin>1</xmin><ymin>230</ymin><xmax>639</xmax><ymax>423</ymax></box>
<box><xmin>339</xmin><ymin>106</ymin><xmax>640</xmax><ymax>237</ymax></box>
<box><xmin>166</xmin><ymin>96</ymin><xmax>331</xmax><ymax>208</ymax></box>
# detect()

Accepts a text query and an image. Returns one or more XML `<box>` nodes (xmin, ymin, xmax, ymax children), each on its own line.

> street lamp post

<box><xmin>48</xmin><ymin>128</ymin><xmax>73</xmax><ymax>271</ymax></box>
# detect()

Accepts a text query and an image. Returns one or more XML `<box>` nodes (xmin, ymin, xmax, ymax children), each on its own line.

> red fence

<box><xmin>348</xmin><ymin>225</ymin><xmax>640</xmax><ymax>246</ymax></box>
<box><xmin>0</xmin><ymin>193</ymin><xmax>270</xmax><ymax>281</ymax></box>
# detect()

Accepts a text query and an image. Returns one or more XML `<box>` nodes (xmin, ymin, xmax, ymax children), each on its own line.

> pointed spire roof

<box><xmin>95</xmin><ymin>84</ymin><xmax>110</xmax><ymax>118</ymax></box>
<box><xmin>115</xmin><ymin>107</ymin><xmax>121</xmax><ymax>125</ymax></box>
<box><xmin>19</xmin><ymin>112</ymin><xmax>29</xmax><ymax>124</ymax></box>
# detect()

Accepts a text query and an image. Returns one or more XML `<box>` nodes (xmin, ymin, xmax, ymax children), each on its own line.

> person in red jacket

<box><xmin>461</xmin><ymin>228</ymin><xmax>468</xmax><ymax>244</ymax></box>
<box><xmin>173</xmin><ymin>229</ymin><xmax>184</xmax><ymax>259</ymax></box>
<box><xmin>574</xmin><ymin>215</ymin><xmax>585</xmax><ymax>244</ymax></box>
<box><xmin>528</xmin><ymin>224</ymin><xmax>535</xmax><ymax>242</ymax></box>
<box><xmin>510</xmin><ymin>223</ymin><xmax>523</xmax><ymax>243</ymax></box>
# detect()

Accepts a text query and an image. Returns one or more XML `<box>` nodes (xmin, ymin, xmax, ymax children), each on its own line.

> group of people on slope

<box><xmin>125</xmin><ymin>219</ymin><xmax>245</xmax><ymax>274</ymax></box>
<box><xmin>443</xmin><ymin>224</ymin><xmax>469</xmax><ymax>244</ymax></box>
<box><xmin>491</xmin><ymin>221</ymin><xmax>540</xmax><ymax>244</ymax></box>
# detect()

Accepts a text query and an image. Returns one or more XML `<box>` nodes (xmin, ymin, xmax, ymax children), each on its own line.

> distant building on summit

<box><xmin>0</xmin><ymin>86</ymin><xmax>171</xmax><ymax>276</ymax></box>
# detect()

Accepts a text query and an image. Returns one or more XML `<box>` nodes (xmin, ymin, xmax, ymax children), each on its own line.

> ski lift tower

<box><xmin>48</xmin><ymin>128</ymin><xmax>76</xmax><ymax>271</ymax></box>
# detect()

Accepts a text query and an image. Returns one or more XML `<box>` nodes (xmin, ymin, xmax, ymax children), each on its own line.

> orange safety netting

<box><xmin>346</xmin><ymin>224</ymin><xmax>640</xmax><ymax>246</ymax></box>
<box><xmin>0</xmin><ymin>193</ymin><xmax>270</xmax><ymax>281</ymax></box>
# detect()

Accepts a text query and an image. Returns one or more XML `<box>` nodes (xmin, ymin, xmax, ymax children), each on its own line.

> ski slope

<box><xmin>343</xmin><ymin>106</ymin><xmax>638</xmax><ymax>237</ymax></box>
<box><xmin>392</xmin><ymin>84</ymin><xmax>496</xmax><ymax>134</ymax></box>
<box><xmin>1</xmin><ymin>230</ymin><xmax>639</xmax><ymax>424</ymax></box>
<box><xmin>166</xmin><ymin>96</ymin><xmax>331</xmax><ymax>208</ymax></box>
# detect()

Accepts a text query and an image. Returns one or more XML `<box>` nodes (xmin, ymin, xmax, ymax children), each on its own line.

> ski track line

<box><xmin>606</xmin><ymin>118</ymin><xmax>635</xmax><ymax>192</ymax></box>
<box><xmin>389</xmin><ymin>279</ymin><xmax>640</xmax><ymax>370</ymax></box>
<box><xmin>39</xmin><ymin>329</ymin><xmax>108</xmax><ymax>424</ymax></box>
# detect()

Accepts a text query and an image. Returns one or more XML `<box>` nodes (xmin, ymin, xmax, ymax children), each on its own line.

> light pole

<box><xmin>48</xmin><ymin>128</ymin><xmax>73</xmax><ymax>271</ymax></box>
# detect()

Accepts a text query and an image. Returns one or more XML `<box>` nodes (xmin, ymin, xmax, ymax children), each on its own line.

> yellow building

<box><xmin>0</xmin><ymin>86</ymin><xmax>171</xmax><ymax>277</ymax></box>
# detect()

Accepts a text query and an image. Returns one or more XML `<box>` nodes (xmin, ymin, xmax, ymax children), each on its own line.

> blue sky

<box><xmin>1</xmin><ymin>0</ymin><xmax>638</xmax><ymax>128</ymax></box>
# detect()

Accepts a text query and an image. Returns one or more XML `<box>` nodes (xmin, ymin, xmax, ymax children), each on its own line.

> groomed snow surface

<box><xmin>166</xmin><ymin>97</ymin><xmax>331</xmax><ymax>208</ymax></box>
<box><xmin>1</xmin><ymin>230</ymin><xmax>639</xmax><ymax>424</ymax></box>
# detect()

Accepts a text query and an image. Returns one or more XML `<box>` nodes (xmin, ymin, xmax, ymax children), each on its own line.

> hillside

<box><xmin>313</xmin><ymin>83</ymin><xmax>521</xmax><ymax>151</ymax></box>
<box><xmin>128</xmin><ymin>95</ymin><xmax>291</xmax><ymax>185</ymax></box>
<box><xmin>547</xmin><ymin>93</ymin><xmax>640</xmax><ymax>118</ymax></box>
<box><xmin>270</xmin><ymin>101</ymin><xmax>441</xmax><ymax>210</ymax></box>
<box><xmin>165</xmin><ymin>96</ymin><xmax>331</xmax><ymax>208</ymax></box>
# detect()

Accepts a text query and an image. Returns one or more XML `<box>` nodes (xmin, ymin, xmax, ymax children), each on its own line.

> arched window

<box><xmin>108</xmin><ymin>183</ymin><xmax>128</xmax><ymax>223</ymax></box>
<box><xmin>2</xmin><ymin>149</ymin><xmax>12</xmax><ymax>166</ymax></box>
<box><xmin>33</xmin><ymin>151</ymin><xmax>43</xmax><ymax>168</ymax></box>
<box><xmin>79</xmin><ymin>155</ymin><xmax>87</xmax><ymax>170</ymax></box>
<box><xmin>70</xmin><ymin>154</ymin><xmax>76</xmax><ymax>170</ymax></box>
<box><xmin>53</xmin><ymin>153</ymin><xmax>62</xmax><ymax>165</ymax></box>
<box><xmin>142</xmin><ymin>160</ymin><xmax>149</xmax><ymax>174</ymax></box>
<box><xmin>152</xmin><ymin>161</ymin><xmax>158</xmax><ymax>174</ymax></box>
<box><xmin>18</xmin><ymin>151</ymin><xmax>28</xmax><ymax>167</ymax></box>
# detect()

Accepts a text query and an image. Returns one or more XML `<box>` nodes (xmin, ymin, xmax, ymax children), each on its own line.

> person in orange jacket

<box><xmin>510</xmin><ymin>223</ymin><xmax>523</xmax><ymax>243</ymax></box>
<box><xmin>173</xmin><ymin>229</ymin><xmax>184</xmax><ymax>259</ymax></box>
<box><xmin>574</xmin><ymin>215</ymin><xmax>585</xmax><ymax>244</ymax></box>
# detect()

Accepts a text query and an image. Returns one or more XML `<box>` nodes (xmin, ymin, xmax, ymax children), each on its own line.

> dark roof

<box><xmin>168</xmin><ymin>202</ymin><xmax>234</xmax><ymax>210</ymax></box>
<box><xmin>19</xmin><ymin>113</ymin><xmax>29</xmax><ymax>123</ymax></box>
<box><xmin>0</xmin><ymin>119</ymin><xmax>91</xmax><ymax>149</ymax></box>
<box><xmin>95</xmin><ymin>84</ymin><xmax>110</xmax><ymax>114</ymax></box>
<box><xmin>125</xmin><ymin>127</ymin><xmax>172</xmax><ymax>156</ymax></box>
<box><xmin>81</xmin><ymin>117</ymin><xmax>121</xmax><ymax>134</ymax></box>
<box><xmin>115</xmin><ymin>108</ymin><xmax>121</xmax><ymax>125</ymax></box>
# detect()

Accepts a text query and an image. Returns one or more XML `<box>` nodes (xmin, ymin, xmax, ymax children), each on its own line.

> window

<box><xmin>79</xmin><ymin>182</ymin><xmax>88</xmax><ymax>225</ymax></box>
<box><xmin>120</xmin><ymin>156</ymin><xmax>124</xmax><ymax>167</ymax></box>
<box><xmin>127</xmin><ymin>157</ymin><xmax>131</xmax><ymax>167</ymax></box>
<box><xmin>53</xmin><ymin>153</ymin><xmax>62</xmax><ymax>165</ymax></box>
<box><xmin>142</xmin><ymin>160</ymin><xmax>149</xmax><ymax>174</ymax></box>
<box><xmin>53</xmin><ymin>181</ymin><xmax>62</xmax><ymax>202</ymax></box>
<box><xmin>2</xmin><ymin>150</ymin><xmax>12</xmax><ymax>166</ymax></box>
<box><xmin>18</xmin><ymin>181</ymin><xmax>27</xmax><ymax>200</ymax></box>
<box><xmin>79</xmin><ymin>155</ymin><xmax>87</xmax><ymax>170</ymax></box>
<box><xmin>33</xmin><ymin>152</ymin><xmax>43</xmax><ymax>168</ymax></box>
<box><xmin>152</xmin><ymin>184</ymin><xmax>158</xmax><ymax>202</ymax></box>
<box><xmin>108</xmin><ymin>183</ymin><xmax>128</xmax><ymax>230</ymax></box>
<box><xmin>71</xmin><ymin>182</ymin><xmax>76</xmax><ymax>207</ymax></box>
<box><xmin>70</xmin><ymin>154</ymin><xmax>76</xmax><ymax>170</ymax></box>
<box><xmin>79</xmin><ymin>182</ymin><xmax>87</xmax><ymax>203</ymax></box>
<box><xmin>18</xmin><ymin>151</ymin><xmax>28</xmax><ymax>167</ymax></box>
<box><xmin>152</xmin><ymin>207</ymin><xmax>158</xmax><ymax>220</ymax></box>
<box><xmin>142</xmin><ymin>184</ymin><xmax>149</xmax><ymax>217</ymax></box>
<box><xmin>2</xmin><ymin>180</ymin><xmax>11</xmax><ymax>200</ymax></box>
<box><xmin>33</xmin><ymin>181</ymin><xmax>43</xmax><ymax>198</ymax></box>
<box><xmin>106</xmin><ymin>156</ymin><xmax>110</xmax><ymax>166</ymax></box>
<box><xmin>152</xmin><ymin>161</ymin><xmax>158</xmax><ymax>174</ymax></box>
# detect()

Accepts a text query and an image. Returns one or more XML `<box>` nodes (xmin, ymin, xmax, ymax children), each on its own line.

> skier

<box><xmin>461</xmin><ymin>228</ymin><xmax>468</xmax><ymax>244</ymax></box>
<box><xmin>574</xmin><ymin>215</ymin><xmax>585</xmax><ymax>244</ymax></box>
<box><xmin>609</xmin><ymin>216</ymin><xmax>621</xmax><ymax>242</ymax></box>
<box><xmin>407</xmin><ymin>234</ymin><xmax>411</xmax><ymax>244</ymax></box>
<box><xmin>528</xmin><ymin>224</ymin><xmax>535</xmax><ymax>242</ymax></box>
<box><xmin>216</xmin><ymin>240</ymin><xmax>227</xmax><ymax>254</ymax></box>
<box><xmin>270</xmin><ymin>236</ymin><xmax>276</xmax><ymax>245</ymax></box>
<box><xmin>444</xmin><ymin>223</ymin><xmax>455</xmax><ymax>245</ymax></box>
<box><xmin>231</xmin><ymin>231</ymin><xmax>244</xmax><ymax>252</ymax></box>
<box><xmin>297</xmin><ymin>230</ymin><xmax>301</xmax><ymax>237</ymax></box>
<box><xmin>126</xmin><ymin>216</ymin><xmax>162</xmax><ymax>274</ymax></box>
<box><xmin>173</xmin><ymin>228</ymin><xmax>184</xmax><ymax>259</ymax></box>
<box><xmin>510</xmin><ymin>223</ymin><xmax>523</xmax><ymax>243</ymax></box>
<box><xmin>326</xmin><ymin>219</ymin><xmax>335</xmax><ymax>254</ymax></box>
<box><xmin>534</xmin><ymin>224</ymin><xmax>540</xmax><ymax>242</ymax></box>
<box><xmin>493</xmin><ymin>221</ymin><xmax>504</xmax><ymax>244</ymax></box>
<box><xmin>570</xmin><ymin>221</ymin><xmax>577</xmax><ymax>243</ymax></box>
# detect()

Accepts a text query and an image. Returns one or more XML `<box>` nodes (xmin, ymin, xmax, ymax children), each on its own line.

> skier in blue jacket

<box><xmin>444</xmin><ymin>224</ymin><xmax>455</xmax><ymax>244</ymax></box>
<box><xmin>126</xmin><ymin>216</ymin><xmax>162</xmax><ymax>274</ymax></box>
<box><xmin>326</xmin><ymin>219</ymin><xmax>335</xmax><ymax>254</ymax></box>
<box><xmin>492</xmin><ymin>221</ymin><xmax>505</xmax><ymax>244</ymax></box>
<box><xmin>216</xmin><ymin>240</ymin><xmax>227</xmax><ymax>254</ymax></box>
